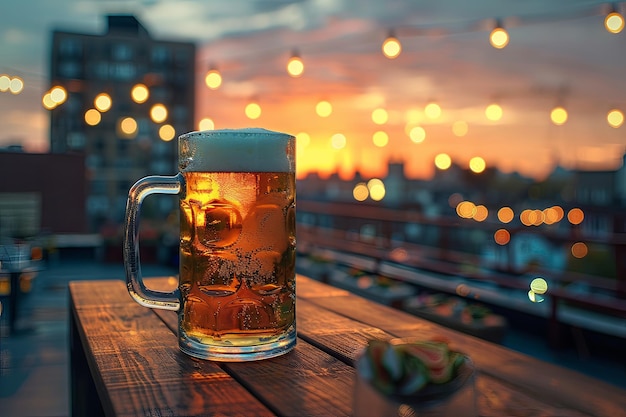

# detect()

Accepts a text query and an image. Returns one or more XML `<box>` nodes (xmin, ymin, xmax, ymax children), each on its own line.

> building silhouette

<box><xmin>49</xmin><ymin>15</ymin><xmax>196</xmax><ymax>231</ymax></box>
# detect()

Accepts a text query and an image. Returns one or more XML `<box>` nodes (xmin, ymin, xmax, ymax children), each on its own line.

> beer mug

<box><xmin>123</xmin><ymin>128</ymin><xmax>296</xmax><ymax>361</ymax></box>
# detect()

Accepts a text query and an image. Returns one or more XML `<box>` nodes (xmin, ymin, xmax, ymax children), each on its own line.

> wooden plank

<box><xmin>70</xmin><ymin>281</ymin><xmax>273</xmax><ymax>417</ymax></box>
<box><xmin>296</xmin><ymin>275</ymin><xmax>626</xmax><ymax>417</ymax></box>
<box><xmin>154</xmin><ymin>301</ymin><xmax>355</xmax><ymax>416</ymax></box>
<box><xmin>223</xmin><ymin>340</ymin><xmax>354</xmax><ymax>417</ymax></box>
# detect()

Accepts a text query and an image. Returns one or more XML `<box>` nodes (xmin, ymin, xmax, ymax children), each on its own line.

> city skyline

<box><xmin>1</xmin><ymin>0</ymin><xmax>625</xmax><ymax>180</ymax></box>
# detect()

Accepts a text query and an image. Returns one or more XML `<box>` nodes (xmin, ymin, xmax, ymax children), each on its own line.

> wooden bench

<box><xmin>70</xmin><ymin>275</ymin><xmax>625</xmax><ymax>416</ymax></box>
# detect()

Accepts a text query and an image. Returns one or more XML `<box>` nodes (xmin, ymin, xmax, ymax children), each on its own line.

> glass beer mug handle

<box><xmin>124</xmin><ymin>174</ymin><xmax>183</xmax><ymax>311</ymax></box>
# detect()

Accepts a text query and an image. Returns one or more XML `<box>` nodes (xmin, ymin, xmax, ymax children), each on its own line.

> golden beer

<box><xmin>125</xmin><ymin>128</ymin><xmax>296</xmax><ymax>361</ymax></box>
<box><xmin>179</xmin><ymin>171</ymin><xmax>296</xmax><ymax>347</ymax></box>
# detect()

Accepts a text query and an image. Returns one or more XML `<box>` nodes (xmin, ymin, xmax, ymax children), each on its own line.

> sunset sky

<box><xmin>1</xmin><ymin>0</ymin><xmax>625</xmax><ymax>180</ymax></box>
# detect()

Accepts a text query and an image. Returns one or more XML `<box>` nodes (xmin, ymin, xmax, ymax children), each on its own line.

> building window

<box><xmin>112</xmin><ymin>43</ymin><xmax>133</xmax><ymax>61</ymax></box>
<box><xmin>58</xmin><ymin>61</ymin><xmax>82</xmax><ymax>78</ymax></box>
<box><xmin>111</xmin><ymin>62</ymin><xmax>136</xmax><ymax>80</ymax></box>
<box><xmin>152</xmin><ymin>46</ymin><xmax>170</xmax><ymax>65</ymax></box>
<box><xmin>59</xmin><ymin>38</ymin><xmax>82</xmax><ymax>58</ymax></box>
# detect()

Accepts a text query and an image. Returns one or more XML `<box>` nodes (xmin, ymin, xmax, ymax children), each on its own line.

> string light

<box><xmin>9</xmin><ymin>76</ymin><xmax>24</xmax><ymax>94</ymax></box>
<box><xmin>204</xmin><ymin>65</ymin><xmax>222</xmax><ymax>89</ymax></box>
<box><xmin>131</xmin><ymin>83</ymin><xmax>149</xmax><ymax>103</ymax></box>
<box><xmin>49</xmin><ymin>86</ymin><xmax>67</xmax><ymax>104</ymax></box>
<box><xmin>150</xmin><ymin>103</ymin><xmax>168</xmax><ymax>123</ymax></box>
<box><xmin>372</xmin><ymin>131</ymin><xmax>389</xmax><ymax>147</ymax></box>
<box><xmin>607</xmin><ymin>109</ymin><xmax>624</xmax><ymax>128</ymax></box>
<box><xmin>316</xmin><ymin>100</ymin><xmax>332</xmax><ymax>117</ymax></box>
<box><xmin>287</xmin><ymin>50</ymin><xmax>304</xmax><ymax>77</ymax></box>
<box><xmin>605</xmin><ymin>5</ymin><xmax>625</xmax><ymax>34</ymax></box>
<box><xmin>84</xmin><ymin>109</ymin><xmax>101</xmax><ymax>126</ymax></box>
<box><xmin>94</xmin><ymin>93</ymin><xmax>112</xmax><ymax>112</ymax></box>
<box><xmin>424</xmin><ymin>101</ymin><xmax>441</xmax><ymax>119</ymax></box>
<box><xmin>550</xmin><ymin>106</ymin><xmax>568</xmax><ymax>125</ymax></box>
<box><xmin>245</xmin><ymin>101</ymin><xmax>262</xmax><ymax>119</ymax></box>
<box><xmin>485</xmin><ymin>103</ymin><xmax>503</xmax><ymax>121</ymax></box>
<box><xmin>489</xmin><ymin>20</ymin><xmax>509</xmax><ymax>49</ymax></box>
<box><xmin>382</xmin><ymin>31</ymin><xmax>402</xmax><ymax>59</ymax></box>
<box><xmin>198</xmin><ymin>117</ymin><xmax>215</xmax><ymax>130</ymax></box>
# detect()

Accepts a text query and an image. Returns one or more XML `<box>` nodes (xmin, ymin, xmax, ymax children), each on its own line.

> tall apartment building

<box><xmin>50</xmin><ymin>15</ymin><xmax>196</xmax><ymax>231</ymax></box>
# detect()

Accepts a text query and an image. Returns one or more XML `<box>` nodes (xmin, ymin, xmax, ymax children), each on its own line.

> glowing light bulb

<box><xmin>50</xmin><ymin>86</ymin><xmax>67</xmax><ymax>104</ymax></box>
<box><xmin>607</xmin><ymin>109</ymin><xmax>624</xmax><ymax>128</ymax></box>
<box><xmin>159</xmin><ymin>124</ymin><xmax>176</xmax><ymax>141</ymax></box>
<box><xmin>331</xmin><ymin>133</ymin><xmax>346</xmax><ymax>149</ymax></box>
<box><xmin>485</xmin><ymin>103</ymin><xmax>503</xmax><ymax>121</ymax></box>
<box><xmin>371</xmin><ymin>108</ymin><xmax>388</xmax><ymax>125</ymax></box>
<box><xmin>382</xmin><ymin>33</ymin><xmax>401</xmax><ymax>59</ymax></box>
<box><xmin>434</xmin><ymin>153</ymin><xmax>452</xmax><ymax>170</ymax></box>
<box><xmin>84</xmin><ymin>109</ymin><xmax>101</xmax><ymax>126</ymax></box>
<box><xmin>287</xmin><ymin>52</ymin><xmax>304</xmax><ymax>77</ymax></box>
<box><xmin>150</xmin><ymin>103</ymin><xmax>168</xmax><ymax>123</ymax></box>
<box><xmin>605</xmin><ymin>11</ymin><xmax>625</xmax><ymax>34</ymax></box>
<box><xmin>424</xmin><ymin>102</ymin><xmax>441</xmax><ymax>119</ymax></box>
<box><xmin>94</xmin><ymin>93</ymin><xmax>112</xmax><ymax>112</ymax></box>
<box><xmin>550</xmin><ymin>106</ymin><xmax>568</xmax><ymax>125</ymax></box>
<box><xmin>469</xmin><ymin>156</ymin><xmax>486</xmax><ymax>173</ymax></box>
<box><xmin>198</xmin><ymin>117</ymin><xmax>215</xmax><ymax>131</ymax></box>
<box><xmin>489</xmin><ymin>23</ymin><xmax>509</xmax><ymax>49</ymax></box>
<box><xmin>9</xmin><ymin>77</ymin><xmax>24</xmax><ymax>94</ymax></box>
<box><xmin>316</xmin><ymin>100</ymin><xmax>332</xmax><ymax>117</ymax></box>
<box><xmin>119</xmin><ymin>117</ymin><xmax>138</xmax><ymax>137</ymax></box>
<box><xmin>205</xmin><ymin>68</ymin><xmax>222</xmax><ymax>89</ymax></box>
<box><xmin>372</xmin><ymin>131</ymin><xmax>388</xmax><ymax>147</ymax></box>
<box><xmin>245</xmin><ymin>102</ymin><xmax>261</xmax><ymax>119</ymax></box>
<box><xmin>131</xmin><ymin>84</ymin><xmax>149</xmax><ymax>103</ymax></box>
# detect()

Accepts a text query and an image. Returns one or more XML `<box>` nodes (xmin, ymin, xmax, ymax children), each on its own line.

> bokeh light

<box><xmin>452</xmin><ymin>121</ymin><xmax>468</xmax><ymax>137</ymax></box>
<box><xmin>571</xmin><ymin>242</ymin><xmax>588</xmax><ymax>258</ymax></box>
<box><xmin>0</xmin><ymin>75</ymin><xmax>9</xmax><ymax>92</ymax></box>
<box><xmin>605</xmin><ymin>11</ymin><xmax>625</xmax><ymax>34</ymax></box>
<box><xmin>84</xmin><ymin>109</ymin><xmax>101</xmax><ymax>126</ymax></box>
<box><xmin>456</xmin><ymin>201</ymin><xmax>476</xmax><ymax>219</ymax></box>
<box><xmin>434</xmin><ymin>153</ymin><xmax>452</xmax><ymax>170</ymax></box>
<box><xmin>494</xmin><ymin>229</ymin><xmax>511</xmax><ymax>245</ymax></box>
<box><xmin>372</xmin><ymin>131</ymin><xmax>389</xmax><ymax>147</ymax></box>
<box><xmin>530</xmin><ymin>277</ymin><xmax>548</xmax><ymax>294</ymax></box>
<box><xmin>489</xmin><ymin>27</ymin><xmax>509</xmax><ymax>49</ymax></box>
<box><xmin>567</xmin><ymin>208</ymin><xmax>584</xmax><ymax>225</ymax></box>
<box><xmin>119</xmin><ymin>117</ymin><xmax>138</xmax><ymax>137</ymax></box>
<box><xmin>287</xmin><ymin>55</ymin><xmax>304</xmax><ymax>77</ymax></box>
<box><xmin>353</xmin><ymin>183</ymin><xmax>369</xmax><ymax>201</ymax></box>
<box><xmin>497</xmin><ymin>207</ymin><xmax>514</xmax><ymax>223</ymax></box>
<box><xmin>382</xmin><ymin>35</ymin><xmax>402</xmax><ymax>59</ymax></box>
<box><xmin>473</xmin><ymin>205</ymin><xmax>488</xmax><ymax>222</ymax></box>
<box><xmin>316</xmin><ymin>100</ymin><xmax>332</xmax><ymax>117</ymax></box>
<box><xmin>331</xmin><ymin>133</ymin><xmax>347</xmax><ymax>149</ymax></box>
<box><xmin>205</xmin><ymin>69</ymin><xmax>222</xmax><ymax>89</ymax></box>
<box><xmin>296</xmin><ymin>132</ymin><xmax>311</xmax><ymax>148</ymax></box>
<box><xmin>550</xmin><ymin>106</ymin><xmax>568</xmax><ymax>125</ymax></box>
<box><xmin>159</xmin><ymin>124</ymin><xmax>176</xmax><ymax>141</ymax></box>
<box><xmin>150</xmin><ymin>103</ymin><xmax>168</xmax><ymax>122</ymax></box>
<box><xmin>607</xmin><ymin>109</ymin><xmax>624</xmax><ymax>128</ymax></box>
<box><xmin>424</xmin><ymin>102</ymin><xmax>441</xmax><ymax>119</ymax></box>
<box><xmin>368</xmin><ymin>179</ymin><xmax>386</xmax><ymax>201</ymax></box>
<box><xmin>42</xmin><ymin>93</ymin><xmax>56</xmax><ymax>110</ymax></box>
<box><xmin>50</xmin><ymin>86</ymin><xmax>67</xmax><ymax>104</ymax></box>
<box><xmin>371</xmin><ymin>108</ymin><xmax>388</xmax><ymax>125</ymax></box>
<box><xmin>198</xmin><ymin>117</ymin><xmax>215</xmax><ymax>131</ymax></box>
<box><xmin>469</xmin><ymin>156</ymin><xmax>486</xmax><ymax>173</ymax></box>
<box><xmin>485</xmin><ymin>103</ymin><xmax>503</xmax><ymax>121</ymax></box>
<box><xmin>245</xmin><ymin>102</ymin><xmax>261</xmax><ymax>119</ymax></box>
<box><xmin>131</xmin><ymin>83</ymin><xmax>149</xmax><ymax>103</ymax></box>
<box><xmin>409</xmin><ymin>126</ymin><xmax>426</xmax><ymax>143</ymax></box>
<box><xmin>94</xmin><ymin>93</ymin><xmax>112</xmax><ymax>112</ymax></box>
<box><xmin>9</xmin><ymin>77</ymin><xmax>24</xmax><ymax>94</ymax></box>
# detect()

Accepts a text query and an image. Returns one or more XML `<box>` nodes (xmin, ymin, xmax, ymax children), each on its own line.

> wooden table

<box><xmin>69</xmin><ymin>275</ymin><xmax>625</xmax><ymax>417</ymax></box>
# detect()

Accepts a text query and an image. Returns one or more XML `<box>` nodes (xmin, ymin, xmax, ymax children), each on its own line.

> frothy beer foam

<box><xmin>179</xmin><ymin>128</ymin><xmax>294</xmax><ymax>173</ymax></box>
